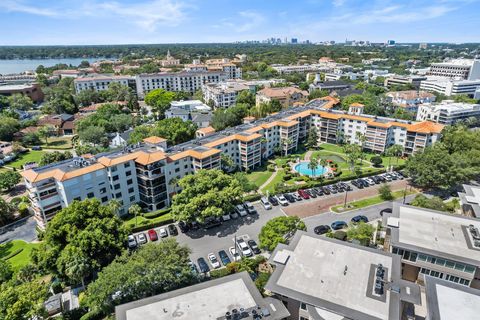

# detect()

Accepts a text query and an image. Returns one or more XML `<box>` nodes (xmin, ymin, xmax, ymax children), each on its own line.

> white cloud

<box><xmin>332</xmin><ymin>0</ymin><xmax>345</xmax><ymax>7</ymax></box>
<box><xmin>215</xmin><ymin>10</ymin><xmax>265</xmax><ymax>33</ymax></box>
<box><xmin>0</xmin><ymin>0</ymin><xmax>59</xmax><ymax>17</ymax></box>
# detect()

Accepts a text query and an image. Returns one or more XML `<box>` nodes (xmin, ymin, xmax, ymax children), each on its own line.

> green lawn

<box><xmin>331</xmin><ymin>189</ymin><xmax>418</xmax><ymax>213</ymax></box>
<box><xmin>261</xmin><ymin>169</ymin><xmax>286</xmax><ymax>195</ymax></box>
<box><xmin>0</xmin><ymin>240</ymin><xmax>40</xmax><ymax>271</ymax></box>
<box><xmin>246</xmin><ymin>170</ymin><xmax>273</xmax><ymax>189</ymax></box>
<box><xmin>7</xmin><ymin>150</ymin><xmax>45</xmax><ymax>169</ymax></box>
<box><xmin>40</xmin><ymin>136</ymin><xmax>74</xmax><ymax>149</ymax></box>
<box><xmin>123</xmin><ymin>212</ymin><xmax>173</xmax><ymax>228</ymax></box>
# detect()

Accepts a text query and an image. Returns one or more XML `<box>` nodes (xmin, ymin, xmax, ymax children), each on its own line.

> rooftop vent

<box><xmin>374</xmin><ymin>264</ymin><xmax>385</xmax><ymax>295</ymax></box>
<box><xmin>469</xmin><ymin>224</ymin><xmax>480</xmax><ymax>240</ymax></box>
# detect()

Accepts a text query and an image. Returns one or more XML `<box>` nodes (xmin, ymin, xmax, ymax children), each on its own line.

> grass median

<box><xmin>331</xmin><ymin>189</ymin><xmax>418</xmax><ymax>213</ymax></box>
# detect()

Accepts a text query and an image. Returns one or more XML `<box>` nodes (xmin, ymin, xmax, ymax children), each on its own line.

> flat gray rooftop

<box><xmin>265</xmin><ymin>232</ymin><xmax>419</xmax><ymax>320</ymax></box>
<box><xmin>390</xmin><ymin>205</ymin><xmax>480</xmax><ymax>266</ymax></box>
<box><xmin>115</xmin><ymin>272</ymin><xmax>289</xmax><ymax>320</ymax></box>
<box><xmin>425</xmin><ymin>276</ymin><xmax>480</xmax><ymax>320</ymax></box>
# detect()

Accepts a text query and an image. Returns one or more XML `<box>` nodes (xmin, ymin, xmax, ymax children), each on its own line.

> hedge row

<box><xmin>129</xmin><ymin>214</ymin><xmax>175</xmax><ymax>233</ymax></box>
<box><xmin>210</xmin><ymin>267</ymin><xmax>232</xmax><ymax>279</ymax></box>
<box><xmin>243</xmin><ymin>194</ymin><xmax>262</xmax><ymax>202</ymax></box>
<box><xmin>1</xmin><ymin>248</ymin><xmax>23</xmax><ymax>261</ymax></box>
<box><xmin>143</xmin><ymin>208</ymin><xmax>172</xmax><ymax>219</ymax></box>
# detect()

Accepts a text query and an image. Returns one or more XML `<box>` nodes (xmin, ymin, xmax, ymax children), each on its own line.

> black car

<box><xmin>335</xmin><ymin>184</ymin><xmax>344</xmax><ymax>192</ymax></box>
<box><xmin>380</xmin><ymin>208</ymin><xmax>392</xmax><ymax>216</ymax></box>
<box><xmin>322</xmin><ymin>186</ymin><xmax>331</xmax><ymax>195</ymax></box>
<box><xmin>306</xmin><ymin>189</ymin><xmax>317</xmax><ymax>198</ymax></box>
<box><xmin>203</xmin><ymin>217</ymin><xmax>222</xmax><ymax>229</ymax></box>
<box><xmin>248</xmin><ymin>240</ymin><xmax>261</xmax><ymax>254</ymax></box>
<box><xmin>327</xmin><ymin>185</ymin><xmax>338</xmax><ymax>194</ymax></box>
<box><xmin>268</xmin><ymin>196</ymin><xmax>279</xmax><ymax>206</ymax></box>
<box><xmin>167</xmin><ymin>224</ymin><xmax>178</xmax><ymax>236</ymax></box>
<box><xmin>353</xmin><ymin>179</ymin><xmax>364</xmax><ymax>189</ymax></box>
<box><xmin>284</xmin><ymin>193</ymin><xmax>296</xmax><ymax>203</ymax></box>
<box><xmin>178</xmin><ymin>221</ymin><xmax>189</xmax><ymax>233</ymax></box>
<box><xmin>376</xmin><ymin>175</ymin><xmax>386</xmax><ymax>183</ymax></box>
<box><xmin>372</xmin><ymin>176</ymin><xmax>382</xmax><ymax>184</ymax></box>
<box><xmin>351</xmin><ymin>215</ymin><xmax>369</xmax><ymax>224</ymax></box>
<box><xmin>314</xmin><ymin>225</ymin><xmax>331</xmax><ymax>235</ymax></box>
<box><xmin>197</xmin><ymin>257</ymin><xmax>210</xmax><ymax>273</ymax></box>
<box><xmin>342</xmin><ymin>182</ymin><xmax>352</xmax><ymax>191</ymax></box>
<box><xmin>313</xmin><ymin>187</ymin><xmax>324</xmax><ymax>196</ymax></box>
<box><xmin>331</xmin><ymin>221</ymin><xmax>348</xmax><ymax>230</ymax></box>
<box><xmin>359</xmin><ymin>179</ymin><xmax>369</xmax><ymax>188</ymax></box>
<box><xmin>218</xmin><ymin>250</ymin><xmax>231</xmax><ymax>265</ymax></box>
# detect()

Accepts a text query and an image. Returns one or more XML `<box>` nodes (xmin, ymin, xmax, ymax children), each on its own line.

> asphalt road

<box><xmin>0</xmin><ymin>216</ymin><xmax>37</xmax><ymax>243</ymax></box>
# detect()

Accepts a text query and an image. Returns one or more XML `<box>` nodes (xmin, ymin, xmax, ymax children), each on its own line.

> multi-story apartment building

<box><xmin>135</xmin><ymin>71</ymin><xmax>227</xmax><ymax>98</ymax></box>
<box><xmin>266</xmin><ymin>231</ymin><xmax>421</xmax><ymax>320</ymax></box>
<box><xmin>384</xmin><ymin>75</ymin><xmax>427</xmax><ymax>89</ymax></box>
<box><xmin>255</xmin><ymin>87</ymin><xmax>308</xmax><ymax>108</ymax></box>
<box><xmin>385</xmin><ymin>90</ymin><xmax>436</xmax><ymax>114</ymax></box>
<box><xmin>420</xmin><ymin>77</ymin><xmax>480</xmax><ymax>97</ymax></box>
<box><xmin>384</xmin><ymin>204</ymin><xmax>480</xmax><ymax>288</ymax></box>
<box><xmin>22</xmin><ymin>103</ymin><xmax>442</xmax><ymax>229</ymax></box>
<box><xmin>74</xmin><ymin>75</ymin><xmax>136</xmax><ymax>93</ymax></box>
<box><xmin>416</xmin><ymin>101</ymin><xmax>480</xmax><ymax>125</ymax></box>
<box><xmin>202</xmin><ymin>79</ymin><xmax>285</xmax><ymax>108</ymax></box>
<box><xmin>427</xmin><ymin>59</ymin><xmax>480</xmax><ymax>80</ymax></box>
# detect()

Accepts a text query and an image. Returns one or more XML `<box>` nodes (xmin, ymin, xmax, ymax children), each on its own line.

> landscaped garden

<box><xmin>0</xmin><ymin>240</ymin><xmax>40</xmax><ymax>271</ymax></box>
<box><xmin>5</xmin><ymin>150</ymin><xmax>45</xmax><ymax>169</ymax></box>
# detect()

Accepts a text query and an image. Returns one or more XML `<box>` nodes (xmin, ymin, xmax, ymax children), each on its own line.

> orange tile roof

<box><xmin>350</xmin><ymin>103</ymin><xmax>365</xmax><ymax>107</ymax></box>
<box><xmin>97</xmin><ymin>153</ymin><xmax>139</xmax><ymax>166</ymax></box>
<box><xmin>135</xmin><ymin>150</ymin><xmax>167</xmax><ymax>165</ymax></box>
<box><xmin>196</xmin><ymin>126</ymin><xmax>215</xmax><ymax>134</ymax></box>
<box><xmin>143</xmin><ymin>136</ymin><xmax>166</xmax><ymax>144</ymax></box>
<box><xmin>243</xmin><ymin>116</ymin><xmax>256</xmax><ymax>120</ymax></box>
<box><xmin>204</xmin><ymin>133</ymin><xmax>262</xmax><ymax>148</ymax></box>
<box><xmin>168</xmin><ymin>148</ymin><xmax>222</xmax><ymax>161</ymax></box>
<box><xmin>406</xmin><ymin>121</ymin><xmax>444</xmax><ymax>134</ymax></box>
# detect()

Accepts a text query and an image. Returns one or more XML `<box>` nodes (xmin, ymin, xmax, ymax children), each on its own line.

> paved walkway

<box><xmin>304</xmin><ymin>151</ymin><xmax>313</xmax><ymax>161</ymax></box>
<box><xmin>283</xmin><ymin>180</ymin><xmax>410</xmax><ymax>218</ymax></box>
<box><xmin>258</xmin><ymin>167</ymin><xmax>279</xmax><ymax>194</ymax></box>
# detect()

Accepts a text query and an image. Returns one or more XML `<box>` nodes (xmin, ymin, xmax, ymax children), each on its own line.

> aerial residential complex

<box><xmin>385</xmin><ymin>90</ymin><xmax>436</xmax><ymax>114</ymax></box>
<box><xmin>265</xmin><ymin>231</ymin><xmax>421</xmax><ymax>320</ymax></box>
<box><xmin>426</xmin><ymin>59</ymin><xmax>480</xmax><ymax>80</ymax></box>
<box><xmin>416</xmin><ymin>101</ymin><xmax>480</xmax><ymax>124</ymax></box>
<box><xmin>74</xmin><ymin>75</ymin><xmax>137</xmax><ymax>93</ymax></box>
<box><xmin>419</xmin><ymin>77</ymin><xmax>480</xmax><ymax>97</ymax></box>
<box><xmin>22</xmin><ymin>101</ymin><xmax>442</xmax><ymax>229</ymax></box>
<box><xmin>384</xmin><ymin>204</ymin><xmax>480</xmax><ymax>288</ymax></box>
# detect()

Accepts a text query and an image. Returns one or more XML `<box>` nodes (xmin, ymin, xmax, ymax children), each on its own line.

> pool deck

<box><xmin>292</xmin><ymin>160</ymin><xmax>330</xmax><ymax>177</ymax></box>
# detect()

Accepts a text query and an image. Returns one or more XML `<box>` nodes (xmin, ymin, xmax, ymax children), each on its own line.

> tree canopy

<box><xmin>0</xmin><ymin>279</ymin><xmax>48</xmax><ymax>320</ymax></box>
<box><xmin>258</xmin><ymin>216</ymin><xmax>306</xmax><ymax>251</ymax></box>
<box><xmin>211</xmin><ymin>104</ymin><xmax>249</xmax><ymax>131</ymax></box>
<box><xmin>0</xmin><ymin>171</ymin><xmax>21</xmax><ymax>192</ymax></box>
<box><xmin>7</xmin><ymin>94</ymin><xmax>34</xmax><ymax>111</ymax></box>
<box><xmin>76</xmin><ymin>103</ymin><xmax>132</xmax><ymax>134</ymax></box>
<box><xmin>39</xmin><ymin>151</ymin><xmax>73</xmax><ymax>166</ymax></box>
<box><xmin>129</xmin><ymin>117</ymin><xmax>197</xmax><ymax>145</ymax></box>
<box><xmin>0</xmin><ymin>116</ymin><xmax>20</xmax><ymax>141</ymax></box>
<box><xmin>171</xmin><ymin>169</ymin><xmax>243</xmax><ymax>223</ymax></box>
<box><xmin>31</xmin><ymin>199</ymin><xmax>128</xmax><ymax>282</ymax></box>
<box><xmin>144</xmin><ymin>89</ymin><xmax>176</xmax><ymax>119</ymax></box>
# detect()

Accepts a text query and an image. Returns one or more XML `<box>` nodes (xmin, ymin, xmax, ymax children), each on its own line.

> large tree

<box><xmin>31</xmin><ymin>199</ymin><xmax>128</xmax><ymax>282</ymax></box>
<box><xmin>39</xmin><ymin>151</ymin><xmax>73</xmax><ymax>166</ymax></box>
<box><xmin>129</xmin><ymin>118</ymin><xmax>197</xmax><ymax>145</ymax></box>
<box><xmin>211</xmin><ymin>104</ymin><xmax>249</xmax><ymax>131</ymax></box>
<box><xmin>0</xmin><ymin>198</ymin><xmax>16</xmax><ymax>226</ymax></box>
<box><xmin>0</xmin><ymin>171</ymin><xmax>21</xmax><ymax>192</ymax></box>
<box><xmin>0</xmin><ymin>116</ymin><xmax>20</xmax><ymax>141</ymax></box>
<box><xmin>0</xmin><ymin>279</ymin><xmax>48</xmax><ymax>320</ymax></box>
<box><xmin>84</xmin><ymin>240</ymin><xmax>194</xmax><ymax>315</ymax></box>
<box><xmin>7</xmin><ymin>94</ymin><xmax>34</xmax><ymax>111</ymax></box>
<box><xmin>78</xmin><ymin>126</ymin><xmax>108</xmax><ymax>146</ymax></box>
<box><xmin>171</xmin><ymin>169</ymin><xmax>243</xmax><ymax>223</ymax></box>
<box><xmin>144</xmin><ymin>89</ymin><xmax>176</xmax><ymax>119</ymax></box>
<box><xmin>259</xmin><ymin>216</ymin><xmax>306</xmax><ymax>251</ymax></box>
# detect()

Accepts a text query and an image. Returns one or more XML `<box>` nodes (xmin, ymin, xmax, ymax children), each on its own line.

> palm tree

<box><xmin>308</xmin><ymin>156</ymin><xmax>319</xmax><ymax>177</ymax></box>
<box><xmin>281</xmin><ymin>138</ymin><xmax>294</xmax><ymax>157</ymax></box>
<box><xmin>355</xmin><ymin>132</ymin><xmax>367</xmax><ymax>161</ymax></box>
<box><xmin>128</xmin><ymin>203</ymin><xmax>142</xmax><ymax>227</ymax></box>
<box><xmin>386</xmin><ymin>144</ymin><xmax>404</xmax><ymax>168</ymax></box>
<box><xmin>319</xmin><ymin>158</ymin><xmax>328</xmax><ymax>175</ymax></box>
<box><xmin>108</xmin><ymin>199</ymin><xmax>122</xmax><ymax>216</ymax></box>
<box><xmin>336</xmin><ymin>130</ymin><xmax>345</xmax><ymax>145</ymax></box>
<box><xmin>220</xmin><ymin>154</ymin><xmax>235</xmax><ymax>172</ymax></box>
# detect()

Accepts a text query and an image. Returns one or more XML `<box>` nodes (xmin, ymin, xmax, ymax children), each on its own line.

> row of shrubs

<box><xmin>143</xmin><ymin>207</ymin><xmax>172</xmax><ymax>219</ymax></box>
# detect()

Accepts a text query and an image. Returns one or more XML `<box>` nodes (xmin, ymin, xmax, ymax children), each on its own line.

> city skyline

<box><xmin>0</xmin><ymin>0</ymin><xmax>479</xmax><ymax>45</ymax></box>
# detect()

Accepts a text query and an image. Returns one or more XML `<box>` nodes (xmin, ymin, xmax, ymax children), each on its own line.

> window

<box><xmin>114</xmin><ymin>184</ymin><xmax>121</xmax><ymax>190</ymax></box>
<box><xmin>300</xmin><ymin>303</ymin><xmax>307</xmax><ymax>310</ymax></box>
<box><xmin>112</xmin><ymin>175</ymin><xmax>119</xmax><ymax>181</ymax></box>
<box><xmin>87</xmin><ymin>192</ymin><xmax>94</xmax><ymax>198</ymax></box>
<box><xmin>115</xmin><ymin>192</ymin><xmax>122</xmax><ymax>198</ymax></box>
<box><xmin>111</xmin><ymin>166</ymin><xmax>117</xmax><ymax>172</ymax></box>
<box><xmin>101</xmin><ymin>196</ymin><xmax>108</xmax><ymax>203</ymax></box>
<box><xmin>128</xmin><ymin>187</ymin><xmax>134</xmax><ymax>193</ymax></box>
<box><xmin>100</xmin><ymin>187</ymin><xmax>107</xmax><ymax>194</ymax></box>
<box><xmin>175</xmin><ymin>168</ymin><xmax>180</xmax><ymax>173</ymax></box>
<box><xmin>126</xmin><ymin>171</ymin><xmax>132</xmax><ymax>177</ymax></box>
<box><xmin>74</xmin><ymin>196</ymin><xmax>81</xmax><ymax>201</ymax></box>
<box><xmin>127</xmin><ymin>179</ymin><xmax>133</xmax><ymax>184</ymax></box>
<box><xmin>124</xmin><ymin>162</ymin><xmax>130</xmax><ymax>168</ymax></box>
<box><xmin>129</xmin><ymin>196</ymin><xmax>135</xmax><ymax>202</ymax></box>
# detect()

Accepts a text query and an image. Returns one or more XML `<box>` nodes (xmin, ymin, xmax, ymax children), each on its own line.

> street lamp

<box><xmin>344</xmin><ymin>188</ymin><xmax>349</xmax><ymax>208</ymax></box>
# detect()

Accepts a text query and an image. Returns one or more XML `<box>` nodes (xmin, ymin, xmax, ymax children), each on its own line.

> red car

<box><xmin>298</xmin><ymin>189</ymin><xmax>310</xmax><ymax>199</ymax></box>
<box><xmin>148</xmin><ymin>229</ymin><xmax>158</xmax><ymax>241</ymax></box>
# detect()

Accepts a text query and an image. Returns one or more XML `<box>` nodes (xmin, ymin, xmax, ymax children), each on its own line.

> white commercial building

<box><xmin>165</xmin><ymin>100</ymin><xmax>212</xmax><ymax>128</ymax></box>
<box><xmin>386</xmin><ymin>90</ymin><xmax>436</xmax><ymax>114</ymax></box>
<box><xmin>420</xmin><ymin>77</ymin><xmax>480</xmax><ymax>97</ymax></box>
<box><xmin>416</xmin><ymin>100</ymin><xmax>480</xmax><ymax>125</ymax></box>
<box><xmin>427</xmin><ymin>59</ymin><xmax>480</xmax><ymax>80</ymax></box>
<box><xmin>74</xmin><ymin>75</ymin><xmax>136</xmax><ymax>93</ymax></box>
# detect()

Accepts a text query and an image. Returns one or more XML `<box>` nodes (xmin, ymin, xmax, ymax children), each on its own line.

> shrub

<box><xmin>378</xmin><ymin>183</ymin><xmax>394</xmax><ymax>201</ymax></box>
<box><xmin>370</xmin><ymin>156</ymin><xmax>383</xmax><ymax>167</ymax></box>
<box><xmin>9</xmin><ymin>197</ymin><xmax>22</xmax><ymax>205</ymax></box>
<box><xmin>18</xmin><ymin>202</ymin><xmax>29</xmax><ymax>216</ymax></box>
<box><xmin>283</xmin><ymin>174</ymin><xmax>292</xmax><ymax>181</ymax></box>
<box><xmin>1</xmin><ymin>248</ymin><xmax>23</xmax><ymax>260</ymax></box>
<box><xmin>210</xmin><ymin>267</ymin><xmax>232</xmax><ymax>279</ymax></box>
<box><xmin>267</xmin><ymin>164</ymin><xmax>275</xmax><ymax>172</ymax></box>
<box><xmin>255</xmin><ymin>272</ymin><xmax>271</xmax><ymax>293</ymax></box>
<box><xmin>244</xmin><ymin>194</ymin><xmax>262</xmax><ymax>202</ymax></box>
<box><xmin>333</xmin><ymin>230</ymin><xmax>347</xmax><ymax>241</ymax></box>
<box><xmin>143</xmin><ymin>208</ymin><xmax>171</xmax><ymax>219</ymax></box>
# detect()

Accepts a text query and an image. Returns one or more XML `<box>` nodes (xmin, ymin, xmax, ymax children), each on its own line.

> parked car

<box><xmin>322</xmin><ymin>186</ymin><xmax>331</xmax><ymax>195</ymax></box>
<box><xmin>268</xmin><ymin>196</ymin><xmax>279</xmax><ymax>206</ymax></box>
<box><xmin>207</xmin><ymin>253</ymin><xmax>221</xmax><ymax>269</ymax></box>
<box><xmin>188</xmin><ymin>260</ymin><xmax>199</xmax><ymax>276</ymax></box>
<box><xmin>167</xmin><ymin>224</ymin><xmax>178</xmax><ymax>236</ymax></box>
<box><xmin>313</xmin><ymin>187</ymin><xmax>324</xmax><ymax>196</ymax></box>
<box><xmin>334</xmin><ymin>183</ymin><xmax>344</xmax><ymax>192</ymax></box>
<box><xmin>244</xmin><ymin>202</ymin><xmax>257</xmax><ymax>214</ymax></box>
<box><xmin>230</xmin><ymin>212</ymin><xmax>239</xmax><ymax>219</ymax></box>
<box><xmin>306</xmin><ymin>189</ymin><xmax>317</xmax><ymax>198</ymax></box>
<box><xmin>359</xmin><ymin>179</ymin><xmax>369</xmax><ymax>188</ymax></box>
<box><xmin>291</xmin><ymin>192</ymin><xmax>303</xmax><ymax>201</ymax></box>
<box><xmin>178</xmin><ymin>221</ymin><xmax>189</xmax><ymax>233</ymax></box>
<box><xmin>248</xmin><ymin>239</ymin><xmax>261</xmax><ymax>254</ymax></box>
<box><xmin>380</xmin><ymin>208</ymin><xmax>392</xmax><ymax>216</ymax></box>
<box><xmin>327</xmin><ymin>185</ymin><xmax>338</xmax><ymax>194</ymax></box>
<box><xmin>284</xmin><ymin>193</ymin><xmax>296</xmax><ymax>203</ymax></box>
<box><xmin>203</xmin><ymin>217</ymin><xmax>222</xmax><ymax>229</ymax></box>
<box><xmin>261</xmin><ymin>197</ymin><xmax>272</xmax><ymax>210</ymax></box>
<box><xmin>31</xmin><ymin>146</ymin><xmax>42</xmax><ymax>151</ymax></box>
<box><xmin>158</xmin><ymin>227</ymin><xmax>168</xmax><ymax>238</ymax></box>
<box><xmin>351</xmin><ymin>215</ymin><xmax>369</xmax><ymax>224</ymax></box>
<box><xmin>222</xmin><ymin>213</ymin><xmax>231</xmax><ymax>222</ymax></box>
<box><xmin>372</xmin><ymin>176</ymin><xmax>382</xmax><ymax>184</ymax></box>
<box><xmin>351</xmin><ymin>179</ymin><xmax>363</xmax><ymax>189</ymax></box>
<box><xmin>197</xmin><ymin>257</ymin><xmax>210</xmax><ymax>273</ymax></box>
<box><xmin>386</xmin><ymin>173</ymin><xmax>397</xmax><ymax>180</ymax></box>
<box><xmin>364</xmin><ymin>178</ymin><xmax>375</xmax><ymax>186</ymax></box>
<box><xmin>392</xmin><ymin>171</ymin><xmax>404</xmax><ymax>180</ymax></box>
<box><xmin>314</xmin><ymin>225</ymin><xmax>331</xmax><ymax>235</ymax></box>
<box><xmin>218</xmin><ymin>250</ymin><xmax>231</xmax><ymax>265</ymax></box>
<box><xmin>229</xmin><ymin>246</ymin><xmax>241</xmax><ymax>261</ymax></box>
<box><xmin>298</xmin><ymin>189</ymin><xmax>310</xmax><ymax>199</ymax></box>
<box><xmin>382</xmin><ymin>174</ymin><xmax>392</xmax><ymax>182</ymax></box>
<box><xmin>236</xmin><ymin>238</ymin><xmax>253</xmax><ymax>257</ymax></box>
<box><xmin>235</xmin><ymin>204</ymin><xmax>248</xmax><ymax>217</ymax></box>
<box><xmin>331</xmin><ymin>221</ymin><xmax>348</xmax><ymax>230</ymax></box>
<box><xmin>127</xmin><ymin>235</ymin><xmax>137</xmax><ymax>249</ymax></box>
<box><xmin>148</xmin><ymin>229</ymin><xmax>158</xmax><ymax>241</ymax></box>
<box><xmin>137</xmin><ymin>233</ymin><xmax>147</xmax><ymax>244</ymax></box>
<box><xmin>276</xmin><ymin>194</ymin><xmax>289</xmax><ymax>206</ymax></box>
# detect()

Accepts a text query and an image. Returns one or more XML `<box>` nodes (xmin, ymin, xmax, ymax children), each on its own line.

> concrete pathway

<box><xmin>258</xmin><ymin>167</ymin><xmax>279</xmax><ymax>195</ymax></box>
<box><xmin>304</xmin><ymin>151</ymin><xmax>313</xmax><ymax>161</ymax></box>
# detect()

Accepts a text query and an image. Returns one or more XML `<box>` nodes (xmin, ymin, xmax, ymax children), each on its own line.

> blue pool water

<box><xmin>294</xmin><ymin>162</ymin><xmax>328</xmax><ymax>176</ymax></box>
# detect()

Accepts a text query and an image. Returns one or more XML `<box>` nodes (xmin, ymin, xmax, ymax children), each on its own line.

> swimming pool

<box><xmin>294</xmin><ymin>161</ymin><xmax>328</xmax><ymax>177</ymax></box>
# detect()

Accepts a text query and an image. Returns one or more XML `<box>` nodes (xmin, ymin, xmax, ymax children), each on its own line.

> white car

<box><xmin>291</xmin><ymin>192</ymin><xmax>302</xmax><ymax>201</ymax></box>
<box><xmin>229</xmin><ymin>246</ymin><xmax>241</xmax><ymax>261</ymax></box>
<box><xmin>364</xmin><ymin>178</ymin><xmax>375</xmax><ymax>186</ymax></box>
<box><xmin>261</xmin><ymin>197</ymin><xmax>272</xmax><ymax>210</ymax></box>
<box><xmin>276</xmin><ymin>194</ymin><xmax>289</xmax><ymax>206</ymax></box>
<box><xmin>236</xmin><ymin>238</ymin><xmax>253</xmax><ymax>257</ymax></box>
<box><xmin>207</xmin><ymin>253</ymin><xmax>221</xmax><ymax>269</ymax></box>
<box><xmin>137</xmin><ymin>233</ymin><xmax>147</xmax><ymax>244</ymax></box>
<box><xmin>222</xmin><ymin>213</ymin><xmax>231</xmax><ymax>222</ymax></box>
<box><xmin>382</xmin><ymin>173</ymin><xmax>392</xmax><ymax>181</ymax></box>
<box><xmin>158</xmin><ymin>228</ymin><xmax>168</xmax><ymax>238</ymax></box>
<box><xmin>235</xmin><ymin>204</ymin><xmax>248</xmax><ymax>217</ymax></box>
<box><xmin>127</xmin><ymin>235</ymin><xmax>137</xmax><ymax>249</ymax></box>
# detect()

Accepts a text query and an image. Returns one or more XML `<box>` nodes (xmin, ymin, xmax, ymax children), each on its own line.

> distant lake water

<box><xmin>0</xmin><ymin>57</ymin><xmax>105</xmax><ymax>74</ymax></box>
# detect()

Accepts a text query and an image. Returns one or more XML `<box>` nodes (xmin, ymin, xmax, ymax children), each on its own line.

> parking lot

<box><xmin>130</xmin><ymin>173</ymin><xmax>412</xmax><ymax>271</ymax></box>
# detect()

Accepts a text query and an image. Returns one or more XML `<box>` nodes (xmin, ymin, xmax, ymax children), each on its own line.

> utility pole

<box><xmin>344</xmin><ymin>189</ymin><xmax>349</xmax><ymax>208</ymax></box>
<box><xmin>402</xmin><ymin>183</ymin><xmax>408</xmax><ymax>204</ymax></box>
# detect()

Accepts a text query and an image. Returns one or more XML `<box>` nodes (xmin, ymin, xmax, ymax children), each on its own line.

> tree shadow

<box><xmin>184</xmin><ymin>214</ymin><xmax>261</xmax><ymax>239</ymax></box>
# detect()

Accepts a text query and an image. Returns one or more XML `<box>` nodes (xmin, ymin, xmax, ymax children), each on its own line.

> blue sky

<box><xmin>0</xmin><ymin>0</ymin><xmax>479</xmax><ymax>45</ymax></box>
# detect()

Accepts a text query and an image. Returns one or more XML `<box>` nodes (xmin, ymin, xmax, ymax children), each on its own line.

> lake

<box><xmin>0</xmin><ymin>57</ymin><xmax>104</xmax><ymax>74</ymax></box>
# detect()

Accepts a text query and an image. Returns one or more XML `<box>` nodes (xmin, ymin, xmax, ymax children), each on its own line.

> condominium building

<box><xmin>0</xmin><ymin>83</ymin><xmax>44</xmax><ymax>103</ymax></box>
<box><xmin>74</xmin><ymin>75</ymin><xmax>136</xmax><ymax>93</ymax></box>
<box><xmin>265</xmin><ymin>231</ymin><xmax>421</xmax><ymax>320</ymax></box>
<box><xmin>184</xmin><ymin>58</ymin><xmax>242</xmax><ymax>80</ymax></box>
<box><xmin>22</xmin><ymin>103</ymin><xmax>442</xmax><ymax>229</ymax></box>
<box><xmin>202</xmin><ymin>79</ymin><xmax>284</xmax><ymax>108</ymax></box>
<box><xmin>416</xmin><ymin>101</ymin><xmax>480</xmax><ymax>125</ymax></box>
<box><xmin>427</xmin><ymin>59</ymin><xmax>480</xmax><ymax>80</ymax></box>
<box><xmin>384</xmin><ymin>75</ymin><xmax>427</xmax><ymax>89</ymax></box>
<box><xmin>458</xmin><ymin>184</ymin><xmax>480</xmax><ymax>218</ymax></box>
<box><xmin>385</xmin><ymin>90</ymin><xmax>436</xmax><ymax>114</ymax></box>
<box><xmin>135</xmin><ymin>71</ymin><xmax>227</xmax><ymax>98</ymax></box>
<box><xmin>255</xmin><ymin>87</ymin><xmax>308</xmax><ymax>107</ymax></box>
<box><xmin>420</xmin><ymin>77</ymin><xmax>480</xmax><ymax>97</ymax></box>
<box><xmin>115</xmin><ymin>272</ymin><xmax>289</xmax><ymax>320</ymax></box>
<box><xmin>384</xmin><ymin>204</ymin><xmax>480</xmax><ymax>288</ymax></box>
